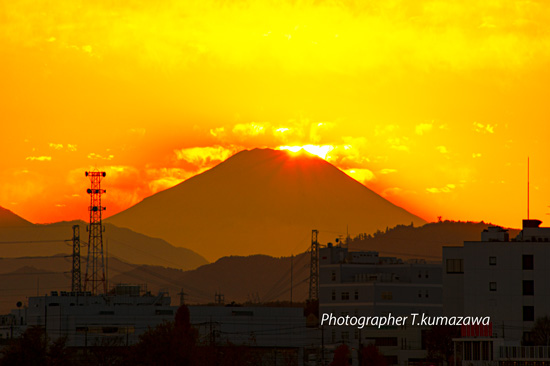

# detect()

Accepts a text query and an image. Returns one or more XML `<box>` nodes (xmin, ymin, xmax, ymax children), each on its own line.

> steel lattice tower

<box><xmin>309</xmin><ymin>229</ymin><xmax>319</xmax><ymax>301</ymax></box>
<box><xmin>71</xmin><ymin>225</ymin><xmax>81</xmax><ymax>292</ymax></box>
<box><xmin>84</xmin><ymin>171</ymin><xmax>107</xmax><ymax>295</ymax></box>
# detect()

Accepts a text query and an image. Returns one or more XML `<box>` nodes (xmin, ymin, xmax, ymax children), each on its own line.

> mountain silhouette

<box><xmin>0</xmin><ymin>206</ymin><xmax>32</xmax><ymax>227</ymax></box>
<box><xmin>107</xmin><ymin>148</ymin><xmax>426</xmax><ymax>260</ymax></box>
<box><xmin>0</xmin><ymin>219</ymin><xmax>207</xmax><ymax>270</ymax></box>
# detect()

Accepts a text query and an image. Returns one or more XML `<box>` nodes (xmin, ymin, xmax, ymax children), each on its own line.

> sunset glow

<box><xmin>1</xmin><ymin>0</ymin><xmax>549</xmax><ymax>229</ymax></box>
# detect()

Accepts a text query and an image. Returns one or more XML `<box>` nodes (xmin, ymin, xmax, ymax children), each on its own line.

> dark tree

<box><xmin>0</xmin><ymin>326</ymin><xmax>73</xmax><ymax>366</ymax></box>
<box><xmin>129</xmin><ymin>305</ymin><xmax>198</xmax><ymax>366</ymax></box>
<box><xmin>330</xmin><ymin>344</ymin><xmax>350</xmax><ymax>366</ymax></box>
<box><xmin>532</xmin><ymin>316</ymin><xmax>550</xmax><ymax>346</ymax></box>
<box><xmin>360</xmin><ymin>344</ymin><xmax>387</xmax><ymax>366</ymax></box>
<box><xmin>425</xmin><ymin>325</ymin><xmax>460</xmax><ymax>365</ymax></box>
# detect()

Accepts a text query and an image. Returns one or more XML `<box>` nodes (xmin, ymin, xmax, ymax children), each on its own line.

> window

<box><xmin>331</xmin><ymin>272</ymin><xmax>336</xmax><ymax>281</ymax></box>
<box><xmin>446</xmin><ymin>258</ymin><xmax>464</xmax><ymax>273</ymax></box>
<box><xmin>374</xmin><ymin>337</ymin><xmax>398</xmax><ymax>347</ymax></box>
<box><xmin>341</xmin><ymin>292</ymin><xmax>349</xmax><ymax>300</ymax></box>
<box><xmin>489</xmin><ymin>256</ymin><xmax>497</xmax><ymax>265</ymax></box>
<box><xmin>489</xmin><ymin>282</ymin><xmax>497</xmax><ymax>291</ymax></box>
<box><xmin>381</xmin><ymin>291</ymin><xmax>393</xmax><ymax>300</ymax></box>
<box><xmin>425</xmin><ymin>271</ymin><xmax>429</xmax><ymax>278</ymax></box>
<box><xmin>354</xmin><ymin>291</ymin><xmax>359</xmax><ymax>300</ymax></box>
<box><xmin>331</xmin><ymin>291</ymin><xmax>336</xmax><ymax>301</ymax></box>
<box><xmin>523</xmin><ymin>280</ymin><xmax>534</xmax><ymax>296</ymax></box>
<box><xmin>341</xmin><ymin>331</ymin><xmax>349</xmax><ymax>341</ymax></box>
<box><xmin>523</xmin><ymin>255</ymin><xmax>534</xmax><ymax>270</ymax></box>
<box><xmin>523</xmin><ymin>306</ymin><xmax>535</xmax><ymax>321</ymax></box>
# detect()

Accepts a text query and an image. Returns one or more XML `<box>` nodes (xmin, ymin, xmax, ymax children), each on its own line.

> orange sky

<box><xmin>1</xmin><ymin>0</ymin><xmax>549</xmax><ymax>229</ymax></box>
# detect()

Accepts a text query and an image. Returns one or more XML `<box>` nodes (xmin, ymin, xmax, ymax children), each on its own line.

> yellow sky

<box><xmin>1</xmin><ymin>0</ymin><xmax>549</xmax><ymax>229</ymax></box>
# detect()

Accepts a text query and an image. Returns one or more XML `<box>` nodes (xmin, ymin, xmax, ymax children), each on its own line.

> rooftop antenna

<box><xmin>528</xmin><ymin>157</ymin><xmax>530</xmax><ymax>220</ymax></box>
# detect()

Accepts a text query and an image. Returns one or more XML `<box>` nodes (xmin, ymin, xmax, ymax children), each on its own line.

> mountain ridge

<box><xmin>107</xmin><ymin>148</ymin><xmax>426</xmax><ymax>260</ymax></box>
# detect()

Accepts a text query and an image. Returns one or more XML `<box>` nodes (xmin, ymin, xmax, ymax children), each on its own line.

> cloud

<box><xmin>436</xmin><ymin>146</ymin><xmax>448</xmax><ymax>154</ymax></box>
<box><xmin>415</xmin><ymin>123</ymin><xmax>433</xmax><ymax>135</ymax></box>
<box><xmin>380</xmin><ymin>168</ymin><xmax>397</xmax><ymax>174</ymax></box>
<box><xmin>49</xmin><ymin>143</ymin><xmax>63</xmax><ymax>150</ymax></box>
<box><xmin>345</xmin><ymin>168</ymin><xmax>375</xmax><ymax>183</ymax></box>
<box><xmin>232</xmin><ymin>123</ymin><xmax>266</xmax><ymax>136</ymax></box>
<box><xmin>174</xmin><ymin>145</ymin><xmax>236</xmax><ymax>167</ymax></box>
<box><xmin>88</xmin><ymin>153</ymin><xmax>114</xmax><ymax>160</ymax></box>
<box><xmin>426</xmin><ymin>183</ymin><xmax>456</xmax><ymax>193</ymax></box>
<box><xmin>67</xmin><ymin>144</ymin><xmax>77</xmax><ymax>152</ymax></box>
<box><xmin>473</xmin><ymin>122</ymin><xmax>496</xmax><ymax>134</ymax></box>
<box><xmin>26</xmin><ymin>156</ymin><xmax>51</xmax><ymax>161</ymax></box>
<box><xmin>472</xmin><ymin>153</ymin><xmax>482</xmax><ymax>158</ymax></box>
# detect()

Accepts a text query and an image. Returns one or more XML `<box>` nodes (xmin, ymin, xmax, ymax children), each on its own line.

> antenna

<box><xmin>527</xmin><ymin>157</ymin><xmax>530</xmax><ymax>220</ymax></box>
<box><xmin>84</xmin><ymin>171</ymin><xmax>107</xmax><ymax>295</ymax></box>
<box><xmin>309</xmin><ymin>229</ymin><xmax>319</xmax><ymax>301</ymax></box>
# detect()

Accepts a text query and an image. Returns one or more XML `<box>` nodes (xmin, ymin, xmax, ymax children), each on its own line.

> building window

<box><xmin>418</xmin><ymin>291</ymin><xmax>422</xmax><ymax>298</ymax></box>
<box><xmin>425</xmin><ymin>271</ymin><xmax>429</xmax><ymax>278</ymax></box>
<box><xmin>331</xmin><ymin>272</ymin><xmax>336</xmax><ymax>281</ymax></box>
<box><xmin>331</xmin><ymin>291</ymin><xmax>336</xmax><ymax>301</ymax></box>
<box><xmin>341</xmin><ymin>292</ymin><xmax>349</xmax><ymax>300</ymax></box>
<box><xmin>489</xmin><ymin>282</ymin><xmax>497</xmax><ymax>291</ymax></box>
<box><xmin>425</xmin><ymin>291</ymin><xmax>429</xmax><ymax>298</ymax></box>
<box><xmin>354</xmin><ymin>291</ymin><xmax>359</xmax><ymax>300</ymax></box>
<box><xmin>523</xmin><ymin>255</ymin><xmax>534</xmax><ymax>270</ymax></box>
<box><xmin>374</xmin><ymin>337</ymin><xmax>398</xmax><ymax>347</ymax></box>
<box><xmin>523</xmin><ymin>280</ymin><xmax>534</xmax><ymax>296</ymax></box>
<box><xmin>446</xmin><ymin>259</ymin><xmax>464</xmax><ymax>273</ymax></box>
<box><xmin>381</xmin><ymin>291</ymin><xmax>393</xmax><ymax>300</ymax></box>
<box><xmin>341</xmin><ymin>331</ymin><xmax>349</xmax><ymax>342</ymax></box>
<box><xmin>418</xmin><ymin>271</ymin><xmax>422</xmax><ymax>278</ymax></box>
<box><xmin>489</xmin><ymin>256</ymin><xmax>497</xmax><ymax>265</ymax></box>
<box><xmin>523</xmin><ymin>306</ymin><xmax>535</xmax><ymax>321</ymax></box>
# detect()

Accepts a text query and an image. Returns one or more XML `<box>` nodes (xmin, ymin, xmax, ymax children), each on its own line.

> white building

<box><xmin>444</xmin><ymin>219</ymin><xmax>550</xmax><ymax>366</ymax></box>
<box><xmin>319</xmin><ymin>244</ymin><xmax>443</xmax><ymax>365</ymax></box>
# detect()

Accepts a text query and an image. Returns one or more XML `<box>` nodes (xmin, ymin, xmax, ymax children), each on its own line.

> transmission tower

<box><xmin>84</xmin><ymin>171</ymin><xmax>107</xmax><ymax>295</ymax></box>
<box><xmin>71</xmin><ymin>225</ymin><xmax>81</xmax><ymax>292</ymax></box>
<box><xmin>309</xmin><ymin>229</ymin><xmax>319</xmax><ymax>301</ymax></box>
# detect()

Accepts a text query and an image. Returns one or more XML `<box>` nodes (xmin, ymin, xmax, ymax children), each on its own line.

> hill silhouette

<box><xmin>0</xmin><ymin>206</ymin><xmax>32</xmax><ymax>227</ymax></box>
<box><xmin>0</xmin><ymin>221</ymin><xmax>517</xmax><ymax>313</ymax></box>
<box><xmin>348</xmin><ymin>220</ymin><xmax>521</xmax><ymax>260</ymax></box>
<box><xmin>107</xmin><ymin>148</ymin><xmax>426</xmax><ymax>260</ymax></box>
<box><xmin>0</xmin><ymin>219</ymin><xmax>207</xmax><ymax>270</ymax></box>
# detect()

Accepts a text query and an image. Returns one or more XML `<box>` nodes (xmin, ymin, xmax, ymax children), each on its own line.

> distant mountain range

<box><xmin>0</xmin><ymin>216</ymin><xmax>207</xmax><ymax>270</ymax></box>
<box><xmin>0</xmin><ymin>221</ymin><xmax>520</xmax><ymax>314</ymax></box>
<box><xmin>107</xmin><ymin>148</ymin><xmax>426</xmax><ymax>261</ymax></box>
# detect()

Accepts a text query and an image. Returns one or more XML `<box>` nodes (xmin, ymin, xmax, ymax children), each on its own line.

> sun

<box><xmin>277</xmin><ymin>145</ymin><xmax>334</xmax><ymax>160</ymax></box>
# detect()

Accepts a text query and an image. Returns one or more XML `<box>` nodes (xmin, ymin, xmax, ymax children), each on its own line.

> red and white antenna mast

<box><xmin>84</xmin><ymin>171</ymin><xmax>107</xmax><ymax>295</ymax></box>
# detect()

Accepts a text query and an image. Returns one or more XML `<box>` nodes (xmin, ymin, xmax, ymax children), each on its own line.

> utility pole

<box><xmin>178</xmin><ymin>288</ymin><xmax>186</xmax><ymax>306</ymax></box>
<box><xmin>71</xmin><ymin>225</ymin><xmax>81</xmax><ymax>292</ymax></box>
<box><xmin>309</xmin><ymin>230</ymin><xmax>319</xmax><ymax>301</ymax></box>
<box><xmin>290</xmin><ymin>254</ymin><xmax>293</xmax><ymax>305</ymax></box>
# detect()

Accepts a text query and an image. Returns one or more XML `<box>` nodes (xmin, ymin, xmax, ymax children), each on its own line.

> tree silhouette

<box><xmin>129</xmin><ymin>305</ymin><xmax>198</xmax><ymax>366</ymax></box>
<box><xmin>531</xmin><ymin>316</ymin><xmax>550</xmax><ymax>346</ymax></box>
<box><xmin>330</xmin><ymin>344</ymin><xmax>350</xmax><ymax>366</ymax></box>
<box><xmin>360</xmin><ymin>344</ymin><xmax>387</xmax><ymax>366</ymax></box>
<box><xmin>0</xmin><ymin>326</ymin><xmax>73</xmax><ymax>366</ymax></box>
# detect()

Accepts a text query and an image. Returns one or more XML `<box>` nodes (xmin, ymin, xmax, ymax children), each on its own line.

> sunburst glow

<box><xmin>277</xmin><ymin>145</ymin><xmax>334</xmax><ymax>160</ymax></box>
